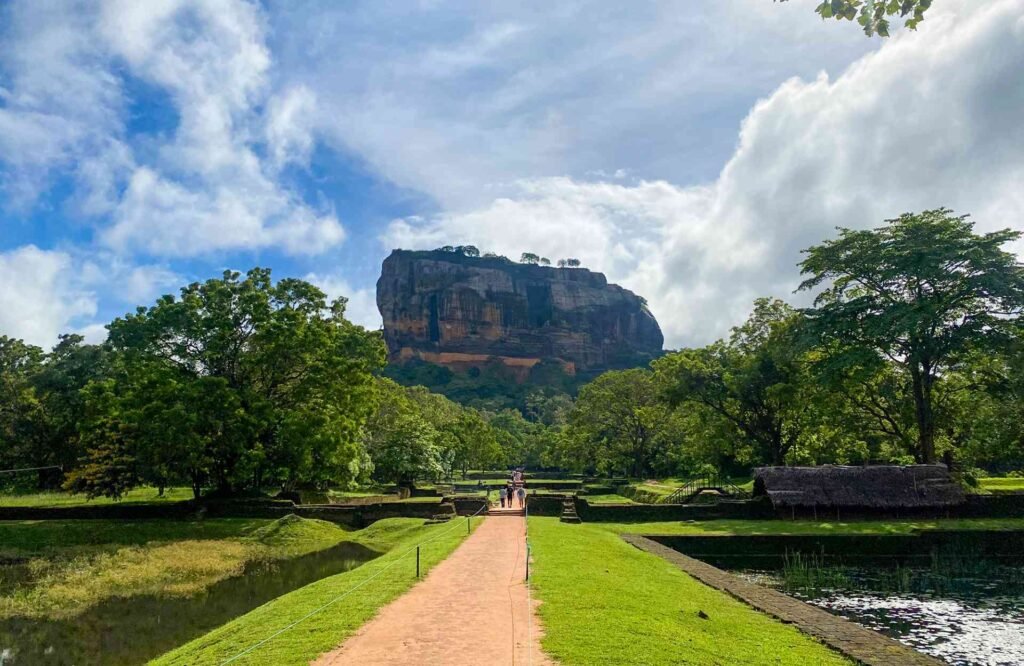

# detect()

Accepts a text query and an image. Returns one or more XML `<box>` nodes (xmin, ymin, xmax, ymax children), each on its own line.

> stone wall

<box><xmin>526</xmin><ymin>495</ymin><xmax>567</xmax><ymax>516</ymax></box>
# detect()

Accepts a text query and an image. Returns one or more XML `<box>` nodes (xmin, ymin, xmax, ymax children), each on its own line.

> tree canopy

<box><xmin>798</xmin><ymin>209</ymin><xmax>1024</xmax><ymax>462</ymax></box>
<box><xmin>66</xmin><ymin>269</ymin><xmax>386</xmax><ymax>498</ymax></box>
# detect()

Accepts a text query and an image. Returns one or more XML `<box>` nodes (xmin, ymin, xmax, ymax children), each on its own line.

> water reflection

<box><xmin>739</xmin><ymin>568</ymin><xmax>1024</xmax><ymax>666</ymax></box>
<box><xmin>0</xmin><ymin>542</ymin><xmax>378</xmax><ymax>665</ymax></box>
<box><xmin>808</xmin><ymin>592</ymin><xmax>1024</xmax><ymax>666</ymax></box>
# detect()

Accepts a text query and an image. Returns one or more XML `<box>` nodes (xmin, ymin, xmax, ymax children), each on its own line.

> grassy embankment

<box><xmin>978</xmin><ymin>477</ymin><xmax>1024</xmax><ymax>492</ymax></box>
<box><xmin>0</xmin><ymin>515</ymin><xmax>367</xmax><ymax>620</ymax></box>
<box><xmin>154</xmin><ymin>516</ymin><xmax>480</xmax><ymax>665</ymax></box>
<box><xmin>527</xmin><ymin>517</ymin><xmax>852</xmax><ymax>665</ymax></box>
<box><xmin>0</xmin><ymin>486</ymin><xmax>193</xmax><ymax>507</ymax></box>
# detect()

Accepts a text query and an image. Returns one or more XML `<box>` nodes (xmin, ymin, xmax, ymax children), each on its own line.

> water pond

<box><xmin>0</xmin><ymin>542</ymin><xmax>378</xmax><ymax>665</ymax></box>
<box><xmin>738</xmin><ymin>566</ymin><xmax>1024</xmax><ymax>666</ymax></box>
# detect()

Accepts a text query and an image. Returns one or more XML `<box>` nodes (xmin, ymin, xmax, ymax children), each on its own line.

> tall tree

<box><xmin>363</xmin><ymin>380</ymin><xmax>444</xmax><ymax>486</ymax></box>
<box><xmin>567</xmin><ymin>368</ymin><xmax>681</xmax><ymax>477</ymax></box>
<box><xmin>70</xmin><ymin>269</ymin><xmax>385</xmax><ymax>498</ymax></box>
<box><xmin>31</xmin><ymin>335</ymin><xmax>108</xmax><ymax>472</ymax></box>
<box><xmin>0</xmin><ymin>337</ymin><xmax>46</xmax><ymax>481</ymax></box>
<box><xmin>799</xmin><ymin>209</ymin><xmax>1024</xmax><ymax>463</ymax></box>
<box><xmin>655</xmin><ymin>299</ymin><xmax>808</xmax><ymax>466</ymax></box>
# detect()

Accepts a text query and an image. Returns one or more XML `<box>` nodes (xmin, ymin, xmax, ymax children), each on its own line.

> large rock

<box><xmin>376</xmin><ymin>250</ymin><xmax>663</xmax><ymax>376</ymax></box>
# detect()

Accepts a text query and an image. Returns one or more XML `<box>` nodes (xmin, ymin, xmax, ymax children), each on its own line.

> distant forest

<box><xmin>2</xmin><ymin>208</ymin><xmax>1023</xmax><ymax>499</ymax></box>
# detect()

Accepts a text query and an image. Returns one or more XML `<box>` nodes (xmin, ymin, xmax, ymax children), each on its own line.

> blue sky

<box><xmin>2</xmin><ymin>0</ymin><xmax>1023</xmax><ymax>348</ymax></box>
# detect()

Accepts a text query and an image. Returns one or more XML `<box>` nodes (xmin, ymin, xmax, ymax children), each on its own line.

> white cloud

<box><xmin>271</xmin><ymin>0</ymin><xmax>875</xmax><ymax>210</ymax></box>
<box><xmin>304</xmin><ymin>272</ymin><xmax>382</xmax><ymax>331</ymax></box>
<box><xmin>266</xmin><ymin>85</ymin><xmax>318</xmax><ymax>169</ymax></box>
<box><xmin>385</xmin><ymin>0</ymin><xmax>1024</xmax><ymax>348</ymax></box>
<box><xmin>104</xmin><ymin>166</ymin><xmax>343</xmax><ymax>256</ymax></box>
<box><xmin>0</xmin><ymin>2</ymin><xmax>129</xmax><ymax>210</ymax></box>
<box><xmin>0</xmin><ymin>0</ymin><xmax>344</xmax><ymax>257</ymax></box>
<box><xmin>0</xmin><ymin>246</ymin><xmax>97</xmax><ymax>347</ymax></box>
<box><xmin>78</xmin><ymin>254</ymin><xmax>180</xmax><ymax>305</ymax></box>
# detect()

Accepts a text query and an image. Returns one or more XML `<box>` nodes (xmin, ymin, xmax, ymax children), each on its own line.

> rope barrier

<box><xmin>0</xmin><ymin>465</ymin><xmax>62</xmax><ymax>475</ymax></box>
<box><xmin>525</xmin><ymin>502</ymin><xmax>534</xmax><ymax>666</ymax></box>
<box><xmin>219</xmin><ymin>503</ymin><xmax>487</xmax><ymax>665</ymax></box>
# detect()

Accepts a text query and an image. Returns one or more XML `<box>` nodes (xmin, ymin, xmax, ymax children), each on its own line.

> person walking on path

<box><xmin>516</xmin><ymin>485</ymin><xmax>526</xmax><ymax>509</ymax></box>
<box><xmin>498</xmin><ymin>486</ymin><xmax>507</xmax><ymax>508</ymax></box>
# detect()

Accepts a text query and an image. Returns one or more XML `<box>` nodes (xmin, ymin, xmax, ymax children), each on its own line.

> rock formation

<box><xmin>376</xmin><ymin>250</ymin><xmax>663</xmax><ymax>378</ymax></box>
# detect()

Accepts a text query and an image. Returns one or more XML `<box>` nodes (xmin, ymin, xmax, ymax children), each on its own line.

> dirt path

<box><xmin>313</xmin><ymin>506</ymin><xmax>553</xmax><ymax>666</ymax></box>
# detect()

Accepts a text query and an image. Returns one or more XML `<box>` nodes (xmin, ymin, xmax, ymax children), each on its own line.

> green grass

<box><xmin>153</xmin><ymin>516</ymin><xmax>481</xmax><ymax>665</ymax></box>
<box><xmin>0</xmin><ymin>515</ymin><xmax>359</xmax><ymax>619</ymax></box>
<box><xmin>582</xmin><ymin>494</ymin><xmax>636</xmax><ymax>504</ymax></box>
<box><xmin>979</xmin><ymin>477</ymin><xmax>1024</xmax><ymax>492</ymax></box>
<box><xmin>0</xmin><ymin>517</ymin><xmax>269</xmax><ymax>553</ymax></box>
<box><xmin>527</xmin><ymin>517</ymin><xmax>851</xmax><ymax>665</ymax></box>
<box><xmin>0</xmin><ymin>486</ymin><xmax>194</xmax><ymax>507</ymax></box>
<box><xmin>588</xmin><ymin>517</ymin><xmax>1024</xmax><ymax>537</ymax></box>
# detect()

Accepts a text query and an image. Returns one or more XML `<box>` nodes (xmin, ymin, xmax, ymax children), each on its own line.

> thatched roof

<box><xmin>753</xmin><ymin>465</ymin><xmax>965</xmax><ymax>509</ymax></box>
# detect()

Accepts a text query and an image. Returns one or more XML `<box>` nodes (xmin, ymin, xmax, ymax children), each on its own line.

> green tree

<box><xmin>655</xmin><ymin>299</ymin><xmax>808</xmax><ymax>466</ymax></box>
<box><xmin>520</xmin><ymin>252</ymin><xmax>541</xmax><ymax>265</ymax></box>
<box><xmin>31</xmin><ymin>335</ymin><xmax>108</xmax><ymax>473</ymax></box>
<box><xmin>776</xmin><ymin>0</ymin><xmax>934</xmax><ymax>37</ymax></box>
<box><xmin>566</xmin><ymin>258</ymin><xmax>581</xmax><ymax>268</ymax></box>
<box><xmin>73</xmin><ymin>269</ymin><xmax>385</xmax><ymax>498</ymax></box>
<box><xmin>567</xmin><ymin>368</ymin><xmax>679</xmax><ymax>477</ymax></box>
<box><xmin>0</xmin><ymin>337</ymin><xmax>46</xmax><ymax>483</ymax></box>
<box><xmin>363</xmin><ymin>379</ymin><xmax>444</xmax><ymax>485</ymax></box>
<box><xmin>799</xmin><ymin>209</ymin><xmax>1024</xmax><ymax>463</ymax></box>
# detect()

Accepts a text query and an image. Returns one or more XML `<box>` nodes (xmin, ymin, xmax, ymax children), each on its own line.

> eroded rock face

<box><xmin>376</xmin><ymin>250</ymin><xmax>663</xmax><ymax>375</ymax></box>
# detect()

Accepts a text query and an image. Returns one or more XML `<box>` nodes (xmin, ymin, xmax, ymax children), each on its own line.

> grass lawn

<box><xmin>527</xmin><ymin>517</ymin><xmax>851</xmax><ymax>665</ymax></box>
<box><xmin>154</xmin><ymin>516</ymin><xmax>481</xmax><ymax>665</ymax></box>
<box><xmin>0</xmin><ymin>517</ymin><xmax>269</xmax><ymax>553</ymax></box>
<box><xmin>0</xmin><ymin>486</ymin><xmax>193</xmax><ymax>507</ymax></box>
<box><xmin>979</xmin><ymin>477</ymin><xmax>1024</xmax><ymax>492</ymax></box>
<box><xmin>0</xmin><ymin>515</ymin><xmax>364</xmax><ymax>620</ymax></box>
<box><xmin>582</xmin><ymin>494</ymin><xmax>637</xmax><ymax>504</ymax></box>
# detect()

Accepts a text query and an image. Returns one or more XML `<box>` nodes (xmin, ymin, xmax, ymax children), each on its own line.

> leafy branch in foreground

<box><xmin>777</xmin><ymin>0</ymin><xmax>934</xmax><ymax>37</ymax></box>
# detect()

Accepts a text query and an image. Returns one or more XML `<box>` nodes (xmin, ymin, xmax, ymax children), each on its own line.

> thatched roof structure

<box><xmin>753</xmin><ymin>465</ymin><xmax>965</xmax><ymax>510</ymax></box>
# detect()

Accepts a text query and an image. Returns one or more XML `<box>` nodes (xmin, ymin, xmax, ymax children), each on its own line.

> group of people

<box><xmin>498</xmin><ymin>470</ymin><xmax>527</xmax><ymax>509</ymax></box>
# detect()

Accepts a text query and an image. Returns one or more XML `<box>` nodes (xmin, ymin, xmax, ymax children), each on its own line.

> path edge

<box><xmin>621</xmin><ymin>534</ymin><xmax>942</xmax><ymax>666</ymax></box>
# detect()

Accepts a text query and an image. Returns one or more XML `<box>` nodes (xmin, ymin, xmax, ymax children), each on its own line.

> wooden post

<box><xmin>416</xmin><ymin>546</ymin><xmax>420</xmax><ymax>578</ymax></box>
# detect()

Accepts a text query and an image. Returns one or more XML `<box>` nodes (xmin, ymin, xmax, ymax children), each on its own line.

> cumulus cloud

<box><xmin>266</xmin><ymin>85</ymin><xmax>318</xmax><ymax>169</ymax></box>
<box><xmin>0</xmin><ymin>0</ymin><xmax>343</xmax><ymax>257</ymax></box>
<box><xmin>386</xmin><ymin>0</ymin><xmax>1024</xmax><ymax>347</ymax></box>
<box><xmin>0</xmin><ymin>246</ymin><xmax>97</xmax><ymax>347</ymax></box>
<box><xmin>304</xmin><ymin>272</ymin><xmax>382</xmax><ymax>331</ymax></box>
<box><xmin>78</xmin><ymin>254</ymin><xmax>180</xmax><ymax>305</ymax></box>
<box><xmin>270</xmin><ymin>0</ymin><xmax>874</xmax><ymax>209</ymax></box>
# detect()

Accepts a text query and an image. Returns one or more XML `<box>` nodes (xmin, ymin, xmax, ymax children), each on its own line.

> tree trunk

<box><xmin>910</xmin><ymin>364</ymin><xmax>937</xmax><ymax>463</ymax></box>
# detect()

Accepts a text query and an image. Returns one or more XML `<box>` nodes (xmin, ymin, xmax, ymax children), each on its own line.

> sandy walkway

<box><xmin>313</xmin><ymin>506</ymin><xmax>553</xmax><ymax>665</ymax></box>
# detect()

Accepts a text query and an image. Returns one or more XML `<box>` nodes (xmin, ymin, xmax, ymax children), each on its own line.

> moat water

<box><xmin>0</xmin><ymin>542</ymin><xmax>377</xmax><ymax>665</ymax></box>
<box><xmin>738</xmin><ymin>567</ymin><xmax>1024</xmax><ymax>665</ymax></box>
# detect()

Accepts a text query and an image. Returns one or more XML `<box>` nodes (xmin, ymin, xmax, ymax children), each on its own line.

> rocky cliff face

<box><xmin>376</xmin><ymin>250</ymin><xmax>663</xmax><ymax>376</ymax></box>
